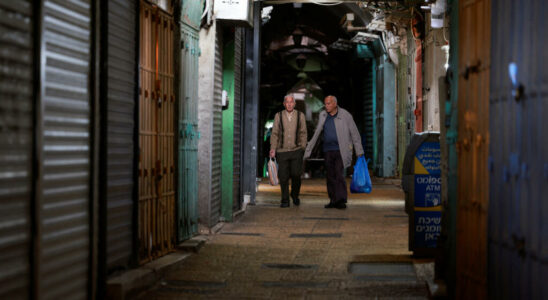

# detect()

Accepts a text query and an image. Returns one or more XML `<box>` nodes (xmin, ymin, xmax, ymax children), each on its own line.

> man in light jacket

<box><xmin>304</xmin><ymin>95</ymin><xmax>364</xmax><ymax>209</ymax></box>
<box><xmin>270</xmin><ymin>95</ymin><xmax>308</xmax><ymax>208</ymax></box>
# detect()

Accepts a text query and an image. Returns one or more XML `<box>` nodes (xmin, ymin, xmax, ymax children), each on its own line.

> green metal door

<box><xmin>178</xmin><ymin>1</ymin><xmax>202</xmax><ymax>241</ymax></box>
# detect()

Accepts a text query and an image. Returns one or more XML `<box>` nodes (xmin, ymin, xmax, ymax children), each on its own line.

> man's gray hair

<box><xmin>284</xmin><ymin>94</ymin><xmax>295</xmax><ymax>102</ymax></box>
<box><xmin>326</xmin><ymin>95</ymin><xmax>337</xmax><ymax>103</ymax></box>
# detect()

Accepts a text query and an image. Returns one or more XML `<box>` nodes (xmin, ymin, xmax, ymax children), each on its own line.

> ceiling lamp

<box><xmin>292</xmin><ymin>28</ymin><xmax>304</xmax><ymax>46</ymax></box>
<box><xmin>295</xmin><ymin>54</ymin><xmax>307</xmax><ymax>69</ymax></box>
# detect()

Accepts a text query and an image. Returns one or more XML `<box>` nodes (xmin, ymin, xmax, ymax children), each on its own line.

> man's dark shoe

<box><xmin>292</xmin><ymin>198</ymin><xmax>300</xmax><ymax>206</ymax></box>
<box><xmin>324</xmin><ymin>202</ymin><xmax>336</xmax><ymax>208</ymax></box>
<box><xmin>280</xmin><ymin>202</ymin><xmax>290</xmax><ymax>208</ymax></box>
<box><xmin>335</xmin><ymin>202</ymin><xmax>347</xmax><ymax>209</ymax></box>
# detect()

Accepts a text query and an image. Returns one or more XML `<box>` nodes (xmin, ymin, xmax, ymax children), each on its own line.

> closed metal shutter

<box><xmin>489</xmin><ymin>0</ymin><xmax>547</xmax><ymax>298</ymax></box>
<box><xmin>106</xmin><ymin>0</ymin><xmax>136</xmax><ymax>271</ymax></box>
<box><xmin>210</xmin><ymin>29</ymin><xmax>223</xmax><ymax>225</ymax></box>
<box><xmin>0</xmin><ymin>1</ymin><xmax>33</xmax><ymax>298</ymax></box>
<box><xmin>363</xmin><ymin>61</ymin><xmax>374</xmax><ymax>163</ymax></box>
<box><xmin>375</xmin><ymin>61</ymin><xmax>384</xmax><ymax>175</ymax></box>
<box><xmin>39</xmin><ymin>1</ymin><xmax>92</xmax><ymax>298</ymax></box>
<box><xmin>232</xmin><ymin>28</ymin><xmax>243</xmax><ymax>212</ymax></box>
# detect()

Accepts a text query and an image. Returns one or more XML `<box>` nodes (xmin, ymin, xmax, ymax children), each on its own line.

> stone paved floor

<box><xmin>138</xmin><ymin>178</ymin><xmax>432</xmax><ymax>299</ymax></box>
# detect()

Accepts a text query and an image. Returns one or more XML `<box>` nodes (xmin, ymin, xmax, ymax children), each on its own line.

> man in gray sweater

<box><xmin>304</xmin><ymin>95</ymin><xmax>364</xmax><ymax>209</ymax></box>
<box><xmin>270</xmin><ymin>95</ymin><xmax>308</xmax><ymax>207</ymax></box>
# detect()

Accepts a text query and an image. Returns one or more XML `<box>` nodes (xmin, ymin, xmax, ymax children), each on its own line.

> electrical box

<box><xmin>214</xmin><ymin>0</ymin><xmax>254</xmax><ymax>27</ymax></box>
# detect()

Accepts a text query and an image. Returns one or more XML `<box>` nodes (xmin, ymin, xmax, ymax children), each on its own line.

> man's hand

<box><xmin>269</xmin><ymin>149</ymin><xmax>276</xmax><ymax>158</ymax></box>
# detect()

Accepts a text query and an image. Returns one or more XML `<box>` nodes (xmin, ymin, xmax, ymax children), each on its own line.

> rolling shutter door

<box><xmin>210</xmin><ymin>29</ymin><xmax>223</xmax><ymax>225</ymax></box>
<box><xmin>0</xmin><ymin>1</ymin><xmax>33</xmax><ymax>298</ymax></box>
<box><xmin>232</xmin><ymin>28</ymin><xmax>243</xmax><ymax>212</ymax></box>
<box><xmin>489</xmin><ymin>0</ymin><xmax>547</xmax><ymax>298</ymax></box>
<box><xmin>106</xmin><ymin>0</ymin><xmax>136</xmax><ymax>271</ymax></box>
<box><xmin>363</xmin><ymin>61</ymin><xmax>374</xmax><ymax>163</ymax></box>
<box><xmin>39</xmin><ymin>1</ymin><xmax>92</xmax><ymax>298</ymax></box>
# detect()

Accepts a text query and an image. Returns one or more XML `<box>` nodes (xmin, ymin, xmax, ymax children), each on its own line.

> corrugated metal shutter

<box><xmin>210</xmin><ymin>28</ymin><xmax>223</xmax><ymax>225</ymax></box>
<box><xmin>456</xmin><ymin>0</ymin><xmax>491</xmax><ymax>298</ymax></box>
<box><xmin>375</xmin><ymin>61</ymin><xmax>384</xmax><ymax>175</ymax></box>
<box><xmin>0</xmin><ymin>1</ymin><xmax>33</xmax><ymax>298</ymax></box>
<box><xmin>489</xmin><ymin>0</ymin><xmax>547</xmax><ymax>299</ymax></box>
<box><xmin>106</xmin><ymin>0</ymin><xmax>136</xmax><ymax>271</ymax></box>
<box><xmin>362</xmin><ymin>61</ymin><xmax>374</xmax><ymax>163</ymax></box>
<box><xmin>232</xmin><ymin>28</ymin><xmax>243</xmax><ymax>212</ymax></box>
<box><xmin>39</xmin><ymin>0</ymin><xmax>92</xmax><ymax>298</ymax></box>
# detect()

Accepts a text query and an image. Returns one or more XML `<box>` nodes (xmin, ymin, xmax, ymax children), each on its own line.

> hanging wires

<box><xmin>201</xmin><ymin>0</ymin><xmax>210</xmax><ymax>20</ymax></box>
<box><xmin>409</xmin><ymin>7</ymin><xmax>423</xmax><ymax>42</ymax></box>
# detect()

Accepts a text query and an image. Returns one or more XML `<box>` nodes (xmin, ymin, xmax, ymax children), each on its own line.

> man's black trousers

<box><xmin>276</xmin><ymin>149</ymin><xmax>304</xmax><ymax>203</ymax></box>
<box><xmin>325</xmin><ymin>150</ymin><xmax>347</xmax><ymax>204</ymax></box>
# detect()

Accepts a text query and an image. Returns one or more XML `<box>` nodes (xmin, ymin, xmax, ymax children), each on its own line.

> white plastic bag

<box><xmin>267</xmin><ymin>157</ymin><xmax>279</xmax><ymax>186</ymax></box>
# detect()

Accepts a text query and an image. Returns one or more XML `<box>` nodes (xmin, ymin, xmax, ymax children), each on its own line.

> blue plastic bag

<box><xmin>350</xmin><ymin>156</ymin><xmax>372</xmax><ymax>193</ymax></box>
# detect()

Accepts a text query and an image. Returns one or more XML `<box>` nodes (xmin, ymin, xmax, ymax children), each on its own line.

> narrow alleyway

<box><xmin>138</xmin><ymin>179</ymin><xmax>433</xmax><ymax>299</ymax></box>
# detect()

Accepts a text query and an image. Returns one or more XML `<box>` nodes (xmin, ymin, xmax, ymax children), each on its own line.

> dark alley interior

<box><xmin>0</xmin><ymin>0</ymin><xmax>546</xmax><ymax>299</ymax></box>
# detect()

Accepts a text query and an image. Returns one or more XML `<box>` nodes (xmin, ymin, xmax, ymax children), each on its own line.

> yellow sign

<box><xmin>414</xmin><ymin>157</ymin><xmax>429</xmax><ymax>174</ymax></box>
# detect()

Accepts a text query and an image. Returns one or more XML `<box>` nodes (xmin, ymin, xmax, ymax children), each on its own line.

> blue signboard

<box><xmin>412</xmin><ymin>139</ymin><xmax>441</xmax><ymax>251</ymax></box>
<box><xmin>414</xmin><ymin>142</ymin><xmax>441</xmax><ymax>175</ymax></box>
<box><xmin>414</xmin><ymin>211</ymin><xmax>441</xmax><ymax>248</ymax></box>
<box><xmin>414</xmin><ymin>175</ymin><xmax>441</xmax><ymax>207</ymax></box>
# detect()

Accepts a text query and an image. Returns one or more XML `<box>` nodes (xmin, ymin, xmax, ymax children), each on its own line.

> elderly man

<box><xmin>270</xmin><ymin>95</ymin><xmax>308</xmax><ymax>208</ymax></box>
<box><xmin>304</xmin><ymin>95</ymin><xmax>364</xmax><ymax>209</ymax></box>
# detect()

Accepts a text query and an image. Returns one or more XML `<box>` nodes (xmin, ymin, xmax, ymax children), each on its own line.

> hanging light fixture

<box><xmin>292</xmin><ymin>28</ymin><xmax>303</xmax><ymax>46</ymax></box>
<box><xmin>295</xmin><ymin>54</ymin><xmax>307</xmax><ymax>70</ymax></box>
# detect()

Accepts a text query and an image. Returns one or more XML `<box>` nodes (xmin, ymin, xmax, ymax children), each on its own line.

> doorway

<box><xmin>138</xmin><ymin>0</ymin><xmax>176</xmax><ymax>263</ymax></box>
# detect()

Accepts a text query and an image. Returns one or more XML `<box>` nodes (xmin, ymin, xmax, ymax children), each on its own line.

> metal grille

<box><xmin>232</xmin><ymin>28</ymin><xmax>243</xmax><ymax>212</ymax></box>
<box><xmin>210</xmin><ymin>28</ymin><xmax>223</xmax><ymax>225</ymax></box>
<box><xmin>40</xmin><ymin>0</ymin><xmax>92</xmax><ymax>298</ymax></box>
<box><xmin>138</xmin><ymin>2</ymin><xmax>175</xmax><ymax>263</ymax></box>
<box><xmin>106</xmin><ymin>0</ymin><xmax>136</xmax><ymax>271</ymax></box>
<box><xmin>488</xmin><ymin>0</ymin><xmax>548</xmax><ymax>298</ymax></box>
<box><xmin>0</xmin><ymin>1</ymin><xmax>33</xmax><ymax>298</ymax></box>
<box><xmin>456</xmin><ymin>0</ymin><xmax>491</xmax><ymax>298</ymax></box>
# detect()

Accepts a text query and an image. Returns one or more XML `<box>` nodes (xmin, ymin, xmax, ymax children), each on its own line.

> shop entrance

<box><xmin>138</xmin><ymin>0</ymin><xmax>176</xmax><ymax>263</ymax></box>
